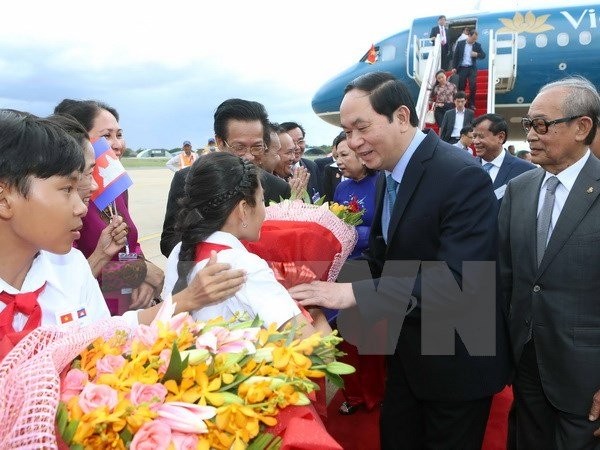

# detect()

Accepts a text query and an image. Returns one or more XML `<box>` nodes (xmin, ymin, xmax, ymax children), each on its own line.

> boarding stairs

<box><xmin>414</xmin><ymin>31</ymin><xmax>518</xmax><ymax>131</ymax></box>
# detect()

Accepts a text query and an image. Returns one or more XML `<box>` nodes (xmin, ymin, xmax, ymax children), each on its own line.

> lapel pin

<box><xmin>587</xmin><ymin>187</ymin><xmax>594</xmax><ymax>193</ymax></box>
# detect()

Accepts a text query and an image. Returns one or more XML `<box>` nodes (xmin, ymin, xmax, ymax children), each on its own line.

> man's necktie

<box><xmin>386</xmin><ymin>174</ymin><xmax>398</xmax><ymax>217</ymax></box>
<box><xmin>536</xmin><ymin>176</ymin><xmax>560</xmax><ymax>266</ymax></box>
<box><xmin>440</xmin><ymin>26</ymin><xmax>446</xmax><ymax>45</ymax></box>
<box><xmin>0</xmin><ymin>284</ymin><xmax>45</xmax><ymax>360</ymax></box>
<box><xmin>382</xmin><ymin>174</ymin><xmax>399</xmax><ymax>240</ymax></box>
<box><xmin>482</xmin><ymin>162</ymin><xmax>494</xmax><ymax>173</ymax></box>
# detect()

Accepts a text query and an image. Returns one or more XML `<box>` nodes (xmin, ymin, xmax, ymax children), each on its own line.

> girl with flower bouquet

<box><xmin>163</xmin><ymin>152</ymin><xmax>328</xmax><ymax>338</ymax></box>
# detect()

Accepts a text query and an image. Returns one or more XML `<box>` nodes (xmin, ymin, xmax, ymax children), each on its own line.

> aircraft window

<box><xmin>517</xmin><ymin>35</ymin><xmax>527</xmax><ymax>50</ymax></box>
<box><xmin>557</xmin><ymin>33</ymin><xmax>569</xmax><ymax>47</ymax></box>
<box><xmin>579</xmin><ymin>31</ymin><xmax>592</xmax><ymax>45</ymax></box>
<box><xmin>535</xmin><ymin>34</ymin><xmax>548</xmax><ymax>48</ymax></box>
<box><xmin>379</xmin><ymin>45</ymin><xmax>396</xmax><ymax>62</ymax></box>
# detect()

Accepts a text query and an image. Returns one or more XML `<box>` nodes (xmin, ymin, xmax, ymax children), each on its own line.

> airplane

<box><xmin>311</xmin><ymin>3</ymin><xmax>600</xmax><ymax>141</ymax></box>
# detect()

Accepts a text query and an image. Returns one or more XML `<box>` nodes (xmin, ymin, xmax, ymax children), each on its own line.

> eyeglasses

<box><xmin>223</xmin><ymin>140</ymin><xmax>266</xmax><ymax>156</ymax></box>
<box><xmin>521</xmin><ymin>115</ymin><xmax>583</xmax><ymax>134</ymax></box>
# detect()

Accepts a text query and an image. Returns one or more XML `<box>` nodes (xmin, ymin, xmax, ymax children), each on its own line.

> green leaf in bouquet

<box><xmin>62</xmin><ymin>418</ymin><xmax>79</xmax><ymax>446</ymax></box>
<box><xmin>284</xmin><ymin>317</ymin><xmax>298</xmax><ymax>346</ymax></box>
<box><xmin>119</xmin><ymin>427</ymin><xmax>134</xmax><ymax>445</ymax></box>
<box><xmin>161</xmin><ymin>342</ymin><xmax>189</xmax><ymax>384</ymax></box>
<box><xmin>266</xmin><ymin>332</ymin><xmax>290</xmax><ymax>343</ymax></box>
<box><xmin>56</xmin><ymin>401</ymin><xmax>68</xmax><ymax>437</ymax></box>
<box><xmin>313</xmin><ymin>195</ymin><xmax>328</xmax><ymax>206</ymax></box>
<box><xmin>326</xmin><ymin>371</ymin><xmax>345</xmax><ymax>389</ymax></box>
<box><xmin>326</xmin><ymin>361</ymin><xmax>356</xmax><ymax>375</ymax></box>
<box><xmin>247</xmin><ymin>432</ymin><xmax>282</xmax><ymax>450</ymax></box>
<box><xmin>70</xmin><ymin>444</ymin><xmax>85</xmax><ymax>450</ymax></box>
<box><xmin>219</xmin><ymin>391</ymin><xmax>245</xmax><ymax>404</ymax></box>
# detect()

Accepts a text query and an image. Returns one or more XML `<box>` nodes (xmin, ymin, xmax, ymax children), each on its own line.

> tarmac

<box><xmin>127</xmin><ymin>167</ymin><xmax>174</xmax><ymax>270</ymax></box>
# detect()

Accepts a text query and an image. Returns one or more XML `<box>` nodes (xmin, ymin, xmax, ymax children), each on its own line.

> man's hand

<box><xmin>289</xmin><ymin>166</ymin><xmax>309</xmax><ymax>198</ymax></box>
<box><xmin>175</xmin><ymin>251</ymin><xmax>246</xmax><ymax>313</ymax></box>
<box><xmin>289</xmin><ymin>281</ymin><xmax>356</xmax><ymax>310</ymax></box>
<box><xmin>589</xmin><ymin>389</ymin><xmax>600</xmax><ymax>435</ymax></box>
<box><xmin>130</xmin><ymin>281</ymin><xmax>156</xmax><ymax>309</ymax></box>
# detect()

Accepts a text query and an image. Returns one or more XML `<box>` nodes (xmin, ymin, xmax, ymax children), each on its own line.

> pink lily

<box><xmin>157</xmin><ymin>402</ymin><xmax>216</xmax><ymax>434</ymax></box>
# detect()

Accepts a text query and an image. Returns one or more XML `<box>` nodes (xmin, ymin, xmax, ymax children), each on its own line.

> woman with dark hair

<box><xmin>430</xmin><ymin>69</ymin><xmax>457</xmax><ymax>127</ymax></box>
<box><xmin>46</xmin><ymin>114</ymin><xmax>131</xmax><ymax>279</ymax></box>
<box><xmin>332</xmin><ymin>132</ymin><xmax>378</xmax><ymax>260</ymax></box>
<box><xmin>54</xmin><ymin>99</ymin><xmax>164</xmax><ymax>314</ymax></box>
<box><xmin>163</xmin><ymin>153</ymin><xmax>319</xmax><ymax>337</ymax></box>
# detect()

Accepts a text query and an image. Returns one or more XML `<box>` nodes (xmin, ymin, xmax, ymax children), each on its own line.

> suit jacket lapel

<box><xmin>494</xmin><ymin>152</ymin><xmax>511</xmax><ymax>189</ymax></box>
<box><xmin>386</xmin><ymin>133</ymin><xmax>434</xmax><ymax>247</ymax></box>
<box><xmin>538</xmin><ymin>156</ymin><xmax>600</xmax><ymax>274</ymax></box>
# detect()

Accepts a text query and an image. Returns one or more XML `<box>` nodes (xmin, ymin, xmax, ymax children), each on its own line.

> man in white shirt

<box><xmin>499</xmin><ymin>76</ymin><xmax>600</xmax><ymax>448</ymax></box>
<box><xmin>451</xmin><ymin>29</ymin><xmax>486</xmax><ymax>109</ymax></box>
<box><xmin>440</xmin><ymin>91</ymin><xmax>474</xmax><ymax>144</ymax></box>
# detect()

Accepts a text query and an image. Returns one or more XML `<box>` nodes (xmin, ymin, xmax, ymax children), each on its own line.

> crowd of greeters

<box><xmin>3</xmin><ymin>69</ymin><xmax>600</xmax><ymax>449</ymax></box>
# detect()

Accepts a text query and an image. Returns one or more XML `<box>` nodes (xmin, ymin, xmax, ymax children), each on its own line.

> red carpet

<box><xmin>325</xmin><ymin>387</ymin><xmax>513</xmax><ymax>450</ymax></box>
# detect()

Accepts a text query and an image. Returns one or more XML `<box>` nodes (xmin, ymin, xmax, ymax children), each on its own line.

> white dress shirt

<box><xmin>481</xmin><ymin>150</ymin><xmax>506</xmax><ymax>184</ymax></box>
<box><xmin>461</xmin><ymin>42</ymin><xmax>474</xmax><ymax>67</ymax></box>
<box><xmin>537</xmin><ymin>150</ymin><xmax>590</xmax><ymax>242</ymax></box>
<box><xmin>163</xmin><ymin>231</ymin><xmax>300</xmax><ymax>328</ymax></box>
<box><xmin>0</xmin><ymin>249</ymin><xmax>138</xmax><ymax>332</ymax></box>
<box><xmin>451</xmin><ymin>109</ymin><xmax>466</xmax><ymax>139</ymax></box>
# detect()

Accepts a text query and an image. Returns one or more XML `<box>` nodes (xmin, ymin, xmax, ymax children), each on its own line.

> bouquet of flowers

<box><xmin>246</xmin><ymin>199</ymin><xmax>358</xmax><ymax>283</ymax></box>
<box><xmin>328</xmin><ymin>196</ymin><xmax>365</xmax><ymax>226</ymax></box>
<box><xmin>0</xmin><ymin>300</ymin><xmax>352</xmax><ymax>449</ymax></box>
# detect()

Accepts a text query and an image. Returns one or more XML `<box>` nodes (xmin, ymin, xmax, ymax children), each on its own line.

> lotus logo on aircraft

<box><xmin>498</xmin><ymin>11</ymin><xmax>555</xmax><ymax>34</ymax></box>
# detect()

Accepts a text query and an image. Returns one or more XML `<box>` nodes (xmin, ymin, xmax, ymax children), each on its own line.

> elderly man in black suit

<box><xmin>290</xmin><ymin>71</ymin><xmax>511</xmax><ymax>449</ymax></box>
<box><xmin>451</xmin><ymin>29</ymin><xmax>486</xmax><ymax>109</ymax></box>
<box><xmin>430</xmin><ymin>15</ymin><xmax>450</xmax><ymax>71</ymax></box>
<box><xmin>160</xmin><ymin>99</ymin><xmax>290</xmax><ymax>258</ymax></box>
<box><xmin>500</xmin><ymin>76</ymin><xmax>600</xmax><ymax>449</ymax></box>
<box><xmin>471</xmin><ymin>113</ymin><xmax>536</xmax><ymax>201</ymax></box>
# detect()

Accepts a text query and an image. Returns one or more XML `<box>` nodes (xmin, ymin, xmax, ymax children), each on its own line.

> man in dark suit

<box><xmin>471</xmin><ymin>113</ymin><xmax>535</xmax><ymax>201</ymax></box>
<box><xmin>430</xmin><ymin>15</ymin><xmax>450</xmax><ymax>71</ymax></box>
<box><xmin>160</xmin><ymin>99</ymin><xmax>290</xmax><ymax>257</ymax></box>
<box><xmin>439</xmin><ymin>91</ymin><xmax>474</xmax><ymax>144</ymax></box>
<box><xmin>500</xmin><ymin>77</ymin><xmax>600</xmax><ymax>448</ymax></box>
<box><xmin>290</xmin><ymin>72</ymin><xmax>511</xmax><ymax>449</ymax></box>
<box><xmin>280</xmin><ymin>122</ymin><xmax>321</xmax><ymax>201</ymax></box>
<box><xmin>451</xmin><ymin>29</ymin><xmax>485</xmax><ymax>109</ymax></box>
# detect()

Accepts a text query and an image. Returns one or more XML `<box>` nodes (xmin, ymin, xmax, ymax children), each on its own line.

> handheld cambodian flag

<box><xmin>90</xmin><ymin>137</ymin><xmax>133</xmax><ymax>211</ymax></box>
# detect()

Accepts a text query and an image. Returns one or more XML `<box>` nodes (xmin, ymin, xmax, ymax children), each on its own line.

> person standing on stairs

<box><xmin>451</xmin><ymin>29</ymin><xmax>486</xmax><ymax>110</ymax></box>
<box><xmin>430</xmin><ymin>15</ymin><xmax>451</xmax><ymax>71</ymax></box>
